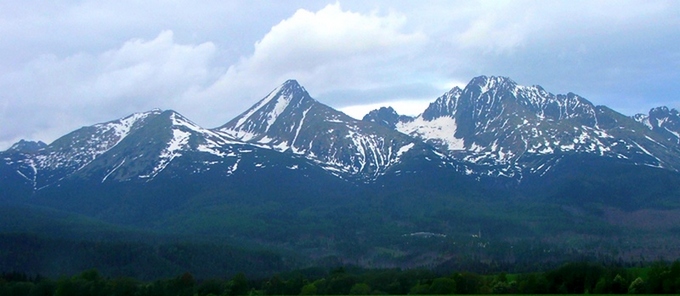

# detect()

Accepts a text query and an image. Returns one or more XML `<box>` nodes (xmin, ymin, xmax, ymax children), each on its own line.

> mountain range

<box><xmin>3</xmin><ymin>75</ymin><xmax>680</xmax><ymax>277</ymax></box>
<box><xmin>4</xmin><ymin>76</ymin><xmax>680</xmax><ymax>189</ymax></box>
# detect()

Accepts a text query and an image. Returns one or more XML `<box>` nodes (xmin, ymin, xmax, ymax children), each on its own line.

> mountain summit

<box><xmin>634</xmin><ymin>106</ymin><xmax>680</xmax><ymax>145</ymax></box>
<box><xmin>218</xmin><ymin>79</ymin><xmax>314</xmax><ymax>142</ymax></box>
<box><xmin>368</xmin><ymin>75</ymin><xmax>680</xmax><ymax>176</ymax></box>
<box><xmin>7</xmin><ymin>140</ymin><xmax>47</xmax><ymax>153</ymax></box>
<box><xmin>218</xmin><ymin>80</ymin><xmax>427</xmax><ymax>180</ymax></box>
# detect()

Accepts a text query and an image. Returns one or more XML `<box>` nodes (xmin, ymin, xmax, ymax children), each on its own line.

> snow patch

<box><xmin>102</xmin><ymin>159</ymin><xmax>126</xmax><ymax>183</ymax></box>
<box><xmin>266</xmin><ymin>95</ymin><xmax>292</xmax><ymax>132</ymax></box>
<box><xmin>291</xmin><ymin>106</ymin><xmax>312</xmax><ymax>152</ymax></box>
<box><xmin>139</xmin><ymin>129</ymin><xmax>190</xmax><ymax>179</ymax></box>
<box><xmin>226</xmin><ymin>158</ymin><xmax>240</xmax><ymax>175</ymax></box>
<box><xmin>396</xmin><ymin>143</ymin><xmax>415</xmax><ymax>157</ymax></box>
<box><xmin>273</xmin><ymin>141</ymin><xmax>290</xmax><ymax>151</ymax></box>
<box><xmin>396</xmin><ymin>116</ymin><xmax>465</xmax><ymax>150</ymax></box>
<box><xmin>645</xmin><ymin>135</ymin><xmax>666</xmax><ymax>148</ymax></box>
<box><xmin>631</xmin><ymin>140</ymin><xmax>662</xmax><ymax>166</ymax></box>
<box><xmin>664</xmin><ymin>127</ymin><xmax>680</xmax><ymax>141</ymax></box>
<box><xmin>233</xmin><ymin>84</ymin><xmax>283</xmax><ymax>128</ymax></box>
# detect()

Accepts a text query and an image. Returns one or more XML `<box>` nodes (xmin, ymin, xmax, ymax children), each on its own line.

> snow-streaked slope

<box><xmin>1</xmin><ymin>109</ymin><xmax>261</xmax><ymax>188</ymax></box>
<box><xmin>368</xmin><ymin>76</ymin><xmax>680</xmax><ymax>177</ymax></box>
<box><xmin>634</xmin><ymin>106</ymin><xmax>680</xmax><ymax>145</ymax></box>
<box><xmin>81</xmin><ymin>110</ymin><xmax>250</xmax><ymax>182</ymax></box>
<box><xmin>218</xmin><ymin>80</ymin><xmax>429</xmax><ymax>181</ymax></box>
<box><xmin>4</xmin><ymin>110</ymin><xmax>162</xmax><ymax>189</ymax></box>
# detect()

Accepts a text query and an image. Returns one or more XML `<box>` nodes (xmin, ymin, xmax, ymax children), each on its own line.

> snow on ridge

<box><xmin>33</xmin><ymin>110</ymin><xmax>159</xmax><ymax>174</ymax></box>
<box><xmin>170</xmin><ymin>112</ymin><xmax>205</xmax><ymax>134</ymax></box>
<box><xmin>396</xmin><ymin>143</ymin><xmax>415</xmax><ymax>157</ymax></box>
<box><xmin>630</xmin><ymin>140</ymin><xmax>663</xmax><ymax>166</ymax></box>
<box><xmin>478</xmin><ymin>76</ymin><xmax>504</xmax><ymax>93</ymax></box>
<box><xmin>168</xmin><ymin>112</ymin><xmax>244</xmax><ymax>158</ymax></box>
<box><xmin>108</xmin><ymin>110</ymin><xmax>156</xmax><ymax>138</ymax></box>
<box><xmin>220</xmin><ymin>83</ymin><xmax>296</xmax><ymax>141</ymax></box>
<box><xmin>140</xmin><ymin>128</ymin><xmax>191</xmax><ymax>179</ymax></box>
<box><xmin>170</xmin><ymin>112</ymin><xmax>237</xmax><ymax>144</ymax></box>
<box><xmin>233</xmin><ymin>84</ymin><xmax>284</xmax><ymax>128</ymax></box>
<box><xmin>665</xmin><ymin>127</ymin><xmax>680</xmax><ymax>141</ymax></box>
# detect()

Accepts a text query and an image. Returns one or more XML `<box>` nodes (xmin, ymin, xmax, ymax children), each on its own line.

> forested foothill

<box><xmin>3</xmin><ymin>261</ymin><xmax>680</xmax><ymax>295</ymax></box>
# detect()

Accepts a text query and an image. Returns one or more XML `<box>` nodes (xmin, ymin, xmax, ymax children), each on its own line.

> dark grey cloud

<box><xmin>0</xmin><ymin>0</ymin><xmax>678</xmax><ymax>149</ymax></box>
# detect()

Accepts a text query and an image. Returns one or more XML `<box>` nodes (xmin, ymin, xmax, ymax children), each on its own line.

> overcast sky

<box><xmin>1</xmin><ymin>0</ymin><xmax>679</xmax><ymax>149</ymax></box>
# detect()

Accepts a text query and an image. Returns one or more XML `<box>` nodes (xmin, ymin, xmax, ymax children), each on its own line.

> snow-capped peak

<box><xmin>469</xmin><ymin>75</ymin><xmax>516</xmax><ymax>94</ymax></box>
<box><xmin>362</xmin><ymin>106</ymin><xmax>415</xmax><ymax>129</ymax></box>
<box><xmin>219</xmin><ymin>79</ymin><xmax>316</xmax><ymax>141</ymax></box>
<box><xmin>634</xmin><ymin>106</ymin><xmax>680</xmax><ymax>145</ymax></box>
<box><xmin>374</xmin><ymin>75</ymin><xmax>680</xmax><ymax>177</ymax></box>
<box><xmin>217</xmin><ymin>80</ymin><xmax>428</xmax><ymax>181</ymax></box>
<box><xmin>7</xmin><ymin>140</ymin><xmax>47</xmax><ymax>153</ymax></box>
<box><xmin>421</xmin><ymin>86</ymin><xmax>463</xmax><ymax>120</ymax></box>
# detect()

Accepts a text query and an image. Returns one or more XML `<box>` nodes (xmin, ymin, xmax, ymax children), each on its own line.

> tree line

<box><xmin>3</xmin><ymin>261</ymin><xmax>680</xmax><ymax>295</ymax></box>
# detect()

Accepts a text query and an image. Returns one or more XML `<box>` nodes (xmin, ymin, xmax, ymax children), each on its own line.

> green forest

<box><xmin>3</xmin><ymin>261</ymin><xmax>680</xmax><ymax>295</ymax></box>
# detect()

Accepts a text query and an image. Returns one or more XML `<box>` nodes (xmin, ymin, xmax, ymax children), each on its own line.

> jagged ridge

<box><xmin>369</xmin><ymin>76</ymin><xmax>680</xmax><ymax>176</ymax></box>
<box><xmin>3</xmin><ymin>75</ymin><xmax>680</xmax><ymax>192</ymax></box>
<box><xmin>218</xmin><ymin>80</ymin><xmax>429</xmax><ymax>180</ymax></box>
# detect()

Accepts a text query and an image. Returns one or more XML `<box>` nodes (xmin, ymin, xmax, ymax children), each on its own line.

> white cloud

<box><xmin>0</xmin><ymin>30</ymin><xmax>218</xmax><ymax>147</ymax></box>
<box><xmin>1</xmin><ymin>1</ymin><xmax>679</xmax><ymax>150</ymax></box>
<box><xmin>339</xmin><ymin>99</ymin><xmax>432</xmax><ymax>120</ymax></box>
<box><xmin>453</xmin><ymin>1</ymin><xmax>535</xmax><ymax>54</ymax></box>
<box><xmin>83</xmin><ymin>30</ymin><xmax>217</xmax><ymax>104</ymax></box>
<box><xmin>1</xmin><ymin>3</ymin><xmax>431</xmax><ymax>148</ymax></box>
<box><xmin>195</xmin><ymin>2</ymin><xmax>428</xmax><ymax>119</ymax></box>
<box><xmin>247</xmin><ymin>3</ymin><xmax>421</xmax><ymax>72</ymax></box>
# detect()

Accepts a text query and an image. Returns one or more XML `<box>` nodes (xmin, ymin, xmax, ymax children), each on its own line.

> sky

<box><xmin>1</xmin><ymin>0</ymin><xmax>679</xmax><ymax>150</ymax></box>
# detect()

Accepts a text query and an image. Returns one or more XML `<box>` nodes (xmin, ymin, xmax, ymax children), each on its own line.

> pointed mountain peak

<box><xmin>7</xmin><ymin>139</ymin><xmax>47</xmax><ymax>153</ymax></box>
<box><xmin>643</xmin><ymin>106</ymin><xmax>680</xmax><ymax>142</ymax></box>
<box><xmin>281</xmin><ymin>79</ymin><xmax>302</xmax><ymax>89</ymax></box>
<box><xmin>219</xmin><ymin>79</ymin><xmax>322</xmax><ymax>141</ymax></box>
<box><xmin>363</xmin><ymin>106</ymin><xmax>413</xmax><ymax>129</ymax></box>
<box><xmin>158</xmin><ymin>109</ymin><xmax>196</xmax><ymax>127</ymax></box>
<box><xmin>363</xmin><ymin>106</ymin><xmax>399</xmax><ymax>120</ymax></box>
<box><xmin>260</xmin><ymin>79</ymin><xmax>315</xmax><ymax>107</ymax></box>
<box><xmin>157</xmin><ymin>109</ymin><xmax>185</xmax><ymax>120</ymax></box>
<box><xmin>447</xmin><ymin>85</ymin><xmax>464</xmax><ymax>94</ymax></box>
<box><xmin>421</xmin><ymin>86</ymin><xmax>464</xmax><ymax>120</ymax></box>
<box><xmin>271</xmin><ymin>79</ymin><xmax>311</xmax><ymax>102</ymax></box>
<box><xmin>646</xmin><ymin>106</ymin><xmax>680</xmax><ymax>127</ymax></box>
<box><xmin>633</xmin><ymin>111</ymin><xmax>652</xmax><ymax>129</ymax></box>
<box><xmin>649</xmin><ymin>106</ymin><xmax>679</xmax><ymax>117</ymax></box>
<box><xmin>468</xmin><ymin>75</ymin><xmax>516</xmax><ymax>91</ymax></box>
